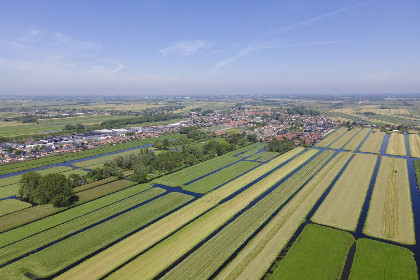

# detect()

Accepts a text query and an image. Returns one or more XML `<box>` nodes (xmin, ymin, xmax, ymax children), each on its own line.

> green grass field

<box><xmin>0</xmin><ymin>199</ymin><xmax>32</xmax><ymax>216</ymax></box>
<box><xmin>76</xmin><ymin>180</ymin><xmax>135</xmax><ymax>202</ymax></box>
<box><xmin>183</xmin><ymin>161</ymin><xmax>259</xmax><ymax>193</ymax></box>
<box><xmin>349</xmin><ymin>238</ymin><xmax>418</xmax><ymax>280</ymax></box>
<box><xmin>267</xmin><ymin>224</ymin><xmax>354</xmax><ymax>280</ymax></box>
<box><xmin>73</xmin><ymin>177</ymin><xmax>118</xmax><ymax>193</ymax></box>
<box><xmin>246</xmin><ymin>151</ymin><xmax>278</xmax><ymax>162</ymax></box>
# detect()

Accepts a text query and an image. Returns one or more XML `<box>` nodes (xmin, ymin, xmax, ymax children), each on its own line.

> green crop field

<box><xmin>0</xmin><ymin>199</ymin><xmax>32</xmax><ymax>216</ymax></box>
<box><xmin>315</xmin><ymin>127</ymin><xmax>348</xmax><ymax>147</ymax></box>
<box><xmin>183</xmin><ymin>161</ymin><xmax>259</xmax><ymax>193</ymax></box>
<box><xmin>386</xmin><ymin>133</ymin><xmax>407</xmax><ymax>156</ymax></box>
<box><xmin>266</xmin><ymin>224</ymin><xmax>354</xmax><ymax>280</ymax></box>
<box><xmin>364</xmin><ymin>157</ymin><xmax>414</xmax><ymax>245</ymax></box>
<box><xmin>56</xmin><ymin>148</ymin><xmax>312</xmax><ymax>280</ymax></box>
<box><xmin>1</xmin><ymin>192</ymin><xmax>193</xmax><ymax>279</ymax></box>
<box><xmin>162</xmin><ymin>150</ymin><xmax>334</xmax><ymax>280</ymax></box>
<box><xmin>359</xmin><ymin>129</ymin><xmax>385</xmax><ymax>154</ymax></box>
<box><xmin>312</xmin><ymin>153</ymin><xmax>377</xmax><ymax>231</ymax></box>
<box><xmin>217</xmin><ymin>151</ymin><xmax>353</xmax><ymax>280</ymax></box>
<box><xmin>349</xmin><ymin>239</ymin><xmax>417</xmax><ymax>280</ymax></box>
<box><xmin>76</xmin><ymin>179</ymin><xmax>135</xmax><ymax>202</ymax></box>
<box><xmin>246</xmin><ymin>151</ymin><xmax>278</xmax><ymax>162</ymax></box>
<box><xmin>73</xmin><ymin>177</ymin><xmax>118</xmax><ymax>193</ymax></box>
<box><xmin>343</xmin><ymin>128</ymin><xmax>371</xmax><ymax>151</ymax></box>
<box><xmin>329</xmin><ymin>127</ymin><xmax>361</xmax><ymax>149</ymax></box>
<box><xmin>409</xmin><ymin>134</ymin><xmax>420</xmax><ymax>158</ymax></box>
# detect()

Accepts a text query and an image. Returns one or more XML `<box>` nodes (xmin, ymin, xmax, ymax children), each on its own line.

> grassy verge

<box><xmin>343</xmin><ymin>128</ymin><xmax>371</xmax><ymax>151</ymax></box>
<box><xmin>183</xmin><ymin>161</ymin><xmax>259</xmax><ymax>193</ymax></box>
<box><xmin>218</xmin><ymin>151</ymin><xmax>353</xmax><ymax>280</ymax></box>
<box><xmin>359</xmin><ymin>129</ymin><xmax>385</xmax><ymax>154</ymax></box>
<box><xmin>364</xmin><ymin>157</ymin><xmax>414</xmax><ymax>245</ymax></box>
<box><xmin>408</xmin><ymin>134</ymin><xmax>420</xmax><ymax>158</ymax></box>
<box><xmin>312</xmin><ymin>153</ymin><xmax>377</xmax><ymax>231</ymax></box>
<box><xmin>329</xmin><ymin>128</ymin><xmax>361</xmax><ymax>149</ymax></box>
<box><xmin>315</xmin><ymin>127</ymin><xmax>348</xmax><ymax>147</ymax></box>
<box><xmin>0</xmin><ymin>199</ymin><xmax>32</xmax><ymax>216</ymax></box>
<box><xmin>162</xmin><ymin>150</ymin><xmax>334</xmax><ymax>280</ymax></box>
<box><xmin>349</xmin><ymin>238</ymin><xmax>417</xmax><ymax>280</ymax></box>
<box><xmin>266</xmin><ymin>224</ymin><xmax>354</xmax><ymax>280</ymax></box>
<box><xmin>386</xmin><ymin>133</ymin><xmax>407</xmax><ymax>156</ymax></box>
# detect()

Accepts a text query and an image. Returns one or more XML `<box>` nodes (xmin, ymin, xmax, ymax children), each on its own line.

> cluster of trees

<box><xmin>266</xmin><ymin>138</ymin><xmax>295</xmax><ymax>153</ymax></box>
<box><xmin>64</xmin><ymin>124</ymin><xmax>85</xmax><ymax>130</ymax></box>
<box><xmin>4</xmin><ymin>115</ymin><xmax>38</xmax><ymax>123</ymax></box>
<box><xmin>19</xmin><ymin>172</ymin><xmax>82</xmax><ymax>207</ymax></box>
<box><xmin>287</xmin><ymin>106</ymin><xmax>320</xmax><ymax>116</ymax></box>
<box><xmin>99</xmin><ymin>114</ymin><xmax>182</xmax><ymax>129</ymax></box>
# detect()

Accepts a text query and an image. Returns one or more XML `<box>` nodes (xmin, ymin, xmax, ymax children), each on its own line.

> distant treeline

<box><xmin>287</xmin><ymin>106</ymin><xmax>320</xmax><ymax>116</ymax></box>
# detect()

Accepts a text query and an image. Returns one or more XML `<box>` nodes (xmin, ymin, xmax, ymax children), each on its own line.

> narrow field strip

<box><xmin>73</xmin><ymin>177</ymin><xmax>118</xmax><ymax>193</ymax></box>
<box><xmin>386</xmin><ymin>133</ymin><xmax>407</xmax><ymax>156</ymax></box>
<box><xmin>105</xmin><ymin>149</ymin><xmax>318</xmax><ymax>280</ymax></box>
<box><xmin>364</xmin><ymin>157</ymin><xmax>414</xmax><ymax>245</ymax></box>
<box><xmin>246</xmin><ymin>151</ymin><xmax>278</xmax><ymax>162</ymax></box>
<box><xmin>409</xmin><ymin>134</ymin><xmax>420</xmax><ymax>158</ymax></box>
<box><xmin>76</xmin><ymin>179</ymin><xmax>135</xmax><ymax>202</ymax></box>
<box><xmin>343</xmin><ymin>128</ymin><xmax>371</xmax><ymax>151</ymax></box>
<box><xmin>315</xmin><ymin>127</ymin><xmax>348</xmax><ymax>148</ymax></box>
<box><xmin>349</xmin><ymin>238</ymin><xmax>418</xmax><ymax>280</ymax></box>
<box><xmin>183</xmin><ymin>161</ymin><xmax>259</xmax><ymax>193</ymax></box>
<box><xmin>216</xmin><ymin>151</ymin><xmax>352</xmax><ymax>280</ymax></box>
<box><xmin>0</xmin><ymin>188</ymin><xmax>164</xmax><ymax>266</ymax></box>
<box><xmin>1</xmin><ymin>192</ymin><xmax>194</xmax><ymax>279</ymax></box>
<box><xmin>359</xmin><ymin>129</ymin><xmax>386</xmax><ymax>154</ymax></box>
<box><xmin>154</xmin><ymin>144</ymin><xmax>259</xmax><ymax>187</ymax></box>
<box><xmin>329</xmin><ymin>127</ymin><xmax>361</xmax><ymax>149</ymax></box>
<box><xmin>56</xmin><ymin>147</ymin><xmax>310</xmax><ymax>280</ymax></box>
<box><xmin>0</xmin><ymin>183</ymin><xmax>152</xmax><ymax>246</ymax></box>
<box><xmin>0</xmin><ymin>184</ymin><xmax>19</xmax><ymax>199</ymax></box>
<box><xmin>236</xmin><ymin>144</ymin><xmax>264</xmax><ymax>157</ymax></box>
<box><xmin>72</xmin><ymin>148</ymin><xmax>151</xmax><ymax>168</ymax></box>
<box><xmin>161</xmin><ymin>150</ymin><xmax>335</xmax><ymax>280</ymax></box>
<box><xmin>265</xmin><ymin>224</ymin><xmax>354</xmax><ymax>280</ymax></box>
<box><xmin>0</xmin><ymin>199</ymin><xmax>31</xmax><ymax>216</ymax></box>
<box><xmin>312</xmin><ymin>153</ymin><xmax>377</xmax><ymax>231</ymax></box>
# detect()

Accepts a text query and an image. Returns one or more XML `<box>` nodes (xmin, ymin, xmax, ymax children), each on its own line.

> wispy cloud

<box><xmin>159</xmin><ymin>40</ymin><xmax>214</xmax><ymax>56</ymax></box>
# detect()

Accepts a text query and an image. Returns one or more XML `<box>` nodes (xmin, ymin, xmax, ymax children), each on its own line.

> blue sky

<box><xmin>0</xmin><ymin>0</ymin><xmax>419</xmax><ymax>96</ymax></box>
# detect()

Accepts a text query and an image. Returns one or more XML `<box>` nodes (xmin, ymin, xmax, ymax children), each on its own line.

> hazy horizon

<box><xmin>1</xmin><ymin>0</ymin><xmax>419</xmax><ymax>96</ymax></box>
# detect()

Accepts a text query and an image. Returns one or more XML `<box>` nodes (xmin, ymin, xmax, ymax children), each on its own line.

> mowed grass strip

<box><xmin>266</xmin><ymin>224</ymin><xmax>354</xmax><ymax>280</ymax></box>
<box><xmin>349</xmin><ymin>238</ymin><xmax>418</xmax><ymax>280</ymax></box>
<box><xmin>76</xmin><ymin>179</ymin><xmax>135</xmax><ymax>202</ymax></box>
<box><xmin>0</xmin><ymin>199</ymin><xmax>32</xmax><ymax>216</ymax></box>
<box><xmin>57</xmin><ymin>147</ymin><xmax>310</xmax><ymax>280</ymax></box>
<box><xmin>315</xmin><ymin>127</ymin><xmax>348</xmax><ymax>147</ymax></box>
<box><xmin>246</xmin><ymin>151</ymin><xmax>278</xmax><ymax>162</ymax></box>
<box><xmin>329</xmin><ymin>127</ymin><xmax>362</xmax><ymax>149</ymax></box>
<box><xmin>409</xmin><ymin>134</ymin><xmax>420</xmax><ymax>158</ymax></box>
<box><xmin>183</xmin><ymin>161</ymin><xmax>259</xmax><ymax>193</ymax></box>
<box><xmin>386</xmin><ymin>133</ymin><xmax>407</xmax><ymax>156</ymax></box>
<box><xmin>0</xmin><ymin>187</ymin><xmax>161</xmax><ymax>265</ymax></box>
<box><xmin>73</xmin><ymin>177</ymin><xmax>118</xmax><ymax>193</ymax></box>
<box><xmin>364</xmin><ymin>157</ymin><xmax>414</xmax><ymax>245</ymax></box>
<box><xmin>359</xmin><ymin>129</ymin><xmax>386</xmax><ymax>154</ymax></box>
<box><xmin>106</xmin><ymin>149</ymin><xmax>318</xmax><ymax>280</ymax></box>
<box><xmin>1</xmin><ymin>193</ymin><xmax>194</xmax><ymax>279</ymax></box>
<box><xmin>0</xmin><ymin>184</ymin><xmax>20</xmax><ymax>199</ymax></box>
<box><xmin>0</xmin><ymin>183</ymin><xmax>152</xmax><ymax>244</ymax></box>
<box><xmin>162</xmin><ymin>151</ymin><xmax>335</xmax><ymax>280</ymax></box>
<box><xmin>154</xmin><ymin>144</ymin><xmax>260</xmax><ymax>187</ymax></box>
<box><xmin>343</xmin><ymin>128</ymin><xmax>371</xmax><ymax>151</ymax></box>
<box><xmin>312</xmin><ymin>153</ymin><xmax>377</xmax><ymax>231</ymax></box>
<box><xmin>217</xmin><ymin>152</ymin><xmax>352</xmax><ymax>280</ymax></box>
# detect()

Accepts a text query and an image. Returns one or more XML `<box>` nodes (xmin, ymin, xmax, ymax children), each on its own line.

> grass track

<box><xmin>386</xmin><ymin>133</ymin><xmax>407</xmax><ymax>156</ymax></box>
<box><xmin>409</xmin><ymin>134</ymin><xmax>420</xmax><ymax>158</ymax></box>
<box><xmin>56</xmin><ymin>147</ymin><xmax>309</xmax><ymax>280</ymax></box>
<box><xmin>329</xmin><ymin>128</ymin><xmax>361</xmax><ymax>149</ymax></box>
<box><xmin>343</xmin><ymin>128</ymin><xmax>371</xmax><ymax>151</ymax></box>
<box><xmin>349</xmin><ymin>238</ymin><xmax>418</xmax><ymax>280</ymax></box>
<box><xmin>266</xmin><ymin>224</ymin><xmax>354</xmax><ymax>280</ymax></box>
<box><xmin>162</xmin><ymin>150</ymin><xmax>335</xmax><ymax>280</ymax></box>
<box><xmin>359</xmin><ymin>130</ymin><xmax>385</xmax><ymax>154</ymax></box>
<box><xmin>315</xmin><ymin>127</ymin><xmax>348</xmax><ymax>148</ymax></box>
<box><xmin>217</xmin><ymin>151</ymin><xmax>352</xmax><ymax>280</ymax></box>
<box><xmin>312</xmin><ymin>153</ymin><xmax>377</xmax><ymax>231</ymax></box>
<box><xmin>364</xmin><ymin>157</ymin><xmax>414</xmax><ymax>245</ymax></box>
<box><xmin>0</xmin><ymin>199</ymin><xmax>31</xmax><ymax>216</ymax></box>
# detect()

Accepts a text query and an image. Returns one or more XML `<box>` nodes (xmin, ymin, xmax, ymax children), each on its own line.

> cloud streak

<box><xmin>159</xmin><ymin>40</ymin><xmax>214</xmax><ymax>56</ymax></box>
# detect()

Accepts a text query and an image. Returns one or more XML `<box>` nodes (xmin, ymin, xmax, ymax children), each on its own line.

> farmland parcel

<box><xmin>409</xmin><ymin>134</ymin><xmax>420</xmax><ymax>158</ymax></box>
<box><xmin>343</xmin><ymin>128</ymin><xmax>371</xmax><ymax>151</ymax></box>
<box><xmin>359</xmin><ymin>129</ymin><xmax>385</xmax><ymax>154</ymax></box>
<box><xmin>315</xmin><ymin>127</ymin><xmax>347</xmax><ymax>148</ymax></box>
<box><xmin>386</xmin><ymin>133</ymin><xmax>407</xmax><ymax>156</ymax></box>
<box><xmin>329</xmin><ymin>128</ymin><xmax>361</xmax><ymax>150</ymax></box>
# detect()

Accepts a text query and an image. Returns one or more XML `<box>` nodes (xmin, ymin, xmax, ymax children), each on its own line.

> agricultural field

<box><xmin>343</xmin><ymin>128</ymin><xmax>371</xmax><ymax>151</ymax></box>
<box><xmin>315</xmin><ymin>127</ymin><xmax>348</xmax><ymax>147</ymax></box>
<box><xmin>329</xmin><ymin>127</ymin><xmax>361</xmax><ymax>149</ymax></box>
<box><xmin>349</xmin><ymin>239</ymin><xmax>417</xmax><ymax>280</ymax></box>
<box><xmin>409</xmin><ymin>134</ymin><xmax>420</xmax><ymax>158</ymax></box>
<box><xmin>312</xmin><ymin>153</ymin><xmax>377</xmax><ymax>231</ymax></box>
<box><xmin>0</xmin><ymin>199</ymin><xmax>32</xmax><ymax>216</ymax></box>
<box><xmin>364</xmin><ymin>157</ymin><xmax>414</xmax><ymax>245</ymax></box>
<box><xmin>76</xmin><ymin>179</ymin><xmax>135</xmax><ymax>202</ymax></box>
<box><xmin>386</xmin><ymin>133</ymin><xmax>407</xmax><ymax>156</ymax></box>
<box><xmin>246</xmin><ymin>151</ymin><xmax>278</xmax><ymax>162</ymax></box>
<box><xmin>359</xmin><ymin>129</ymin><xmax>386</xmax><ymax>154</ymax></box>
<box><xmin>266</xmin><ymin>224</ymin><xmax>354</xmax><ymax>280</ymax></box>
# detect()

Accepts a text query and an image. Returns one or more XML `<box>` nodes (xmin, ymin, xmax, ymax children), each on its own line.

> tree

<box><xmin>7</xmin><ymin>146</ymin><xmax>13</xmax><ymax>153</ymax></box>
<box><xmin>19</xmin><ymin>172</ymin><xmax>42</xmax><ymax>202</ymax></box>
<box><xmin>39</xmin><ymin>173</ymin><xmax>73</xmax><ymax>207</ymax></box>
<box><xmin>67</xmin><ymin>174</ymin><xmax>82</xmax><ymax>188</ymax></box>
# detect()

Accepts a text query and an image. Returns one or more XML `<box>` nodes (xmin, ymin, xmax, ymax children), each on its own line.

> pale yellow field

<box><xmin>56</xmin><ymin>148</ymin><xmax>312</xmax><ymax>280</ymax></box>
<box><xmin>364</xmin><ymin>157</ymin><xmax>414</xmax><ymax>245</ymax></box>
<box><xmin>359</xmin><ymin>130</ymin><xmax>385</xmax><ymax>154</ymax></box>
<box><xmin>360</xmin><ymin>108</ymin><xmax>410</xmax><ymax>115</ymax></box>
<box><xmin>408</xmin><ymin>134</ymin><xmax>420</xmax><ymax>158</ymax></box>
<box><xmin>386</xmin><ymin>133</ymin><xmax>407</xmax><ymax>156</ymax></box>
<box><xmin>315</xmin><ymin>127</ymin><xmax>348</xmax><ymax>148</ymax></box>
<box><xmin>329</xmin><ymin>128</ymin><xmax>361</xmax><ymax>149</ymax></box>
<box><xmin>311</xmin><ymin>154</ymin><xmax>377</xmax><ymax>231</ymax></box>
<box><xmin>216</xmin><ymin>152</ymin><xmax>353</xmax><ymax>280</ymax></box>
<box><xmin>343</xmin><ymin>128</ymin><xmax>371</xmax><ymax>151</ymax></box>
